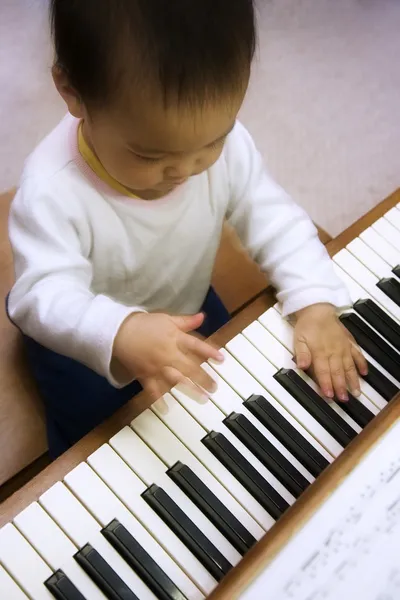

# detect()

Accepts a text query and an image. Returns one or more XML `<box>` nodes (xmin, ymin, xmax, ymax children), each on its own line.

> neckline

<box><xmin>78</xmin><ymin>123</ymin><xmax>139</xmax><ymax>199</ymax></box>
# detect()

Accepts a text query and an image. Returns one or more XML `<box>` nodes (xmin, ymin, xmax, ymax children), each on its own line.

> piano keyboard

<box><xmin>1</xmin><ymin>202</ymin><xmax>400</xmax><ymax>599</ymax></box>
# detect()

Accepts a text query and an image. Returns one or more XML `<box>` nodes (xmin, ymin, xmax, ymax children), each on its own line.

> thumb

<box><xmin>294</xmin><ymin>338</ymin><xmax>312</xmax><ymax>370</ymax></box>
<box><xmin>171</xmin><ymin>312</ymin><xmax>205</xmax><ymax>333</ymax></box>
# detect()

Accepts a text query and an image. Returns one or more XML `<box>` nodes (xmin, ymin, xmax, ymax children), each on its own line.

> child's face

<box><xmin>81</xmin><ymin>92</ymin><xmax>245</xmax><ymax>199</ymax></box>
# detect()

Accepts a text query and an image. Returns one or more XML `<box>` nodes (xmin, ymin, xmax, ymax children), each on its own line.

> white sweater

<box><xmin>8</xmin><ymin>114</ymin><xmax>350</xmax><ymax>386</ymax></box>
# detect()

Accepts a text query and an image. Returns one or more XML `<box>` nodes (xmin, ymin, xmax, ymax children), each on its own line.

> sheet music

<box><xmin>240</xmin><ymin>419</ymin><xmax>400</xmax><ymax>600</ymax></box>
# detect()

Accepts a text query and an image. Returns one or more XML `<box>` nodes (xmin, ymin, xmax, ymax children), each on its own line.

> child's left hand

<box><xmin>293</xmin><ymin>303</ymin><xmax>368</xmax><ymax>402</ymax></box>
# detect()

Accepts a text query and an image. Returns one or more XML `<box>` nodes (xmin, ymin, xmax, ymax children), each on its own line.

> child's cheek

<box><xmin>134</xmin><ymin>164</ymin><xmax>163</xmax><ymax>187</ymax></box>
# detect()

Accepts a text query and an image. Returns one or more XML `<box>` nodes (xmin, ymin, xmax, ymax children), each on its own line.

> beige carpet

<box><xmin>1</xmin><ymin>0</ymin><xmax>399</xmax><ymax>235</ymax></box>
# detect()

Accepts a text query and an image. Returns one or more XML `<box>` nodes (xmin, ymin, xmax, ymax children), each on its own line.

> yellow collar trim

<box><xmin>78</xmin><ymin>123</ymin><xmax>138</xmax><ymax>198</ymax></box>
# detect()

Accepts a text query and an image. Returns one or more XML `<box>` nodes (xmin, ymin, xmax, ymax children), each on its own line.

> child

<box><xmin>7</xmin><ymin>0</ymin><xmax>367</xmax><ymax>459</ymax></box>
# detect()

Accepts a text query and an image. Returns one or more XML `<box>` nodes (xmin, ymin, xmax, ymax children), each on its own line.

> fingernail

<box><xmin>361</xmin><ymin>368</ymin><xmax>368</xmax><ymax>376</ymax></box>
<box><xmin>324</xmin><ymin>389</ymin><xmax>334</xmax><ymax>398</ymax></box>
<box><xmin>210</xmin><ymin>381</ymin><xmax>218</xmax><ymax>393</ymax></box>
<box><xmin>216</xmin><ymin>352</ymin><xmax>225</xmax><ymax>363</ymax></box>
<box><xmin>352</xmin><ymin>388</ymin><xmax>361</xmax><ymax>397</ymax></box>
<box><xmin>196</xmin><ymin>393</ymin><xmax>209</xmax><ymax>405</ymax></box>
<box><xmin>339</xmin><ymin>393</ymin><xmax>349</xmax><ymax>402</ymax></box>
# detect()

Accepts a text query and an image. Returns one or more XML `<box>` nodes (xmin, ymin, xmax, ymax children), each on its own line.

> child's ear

<box><xmin>52</xmin><ymin>65</ymin><xmax>84</xmax><ymax>119</ymax></box>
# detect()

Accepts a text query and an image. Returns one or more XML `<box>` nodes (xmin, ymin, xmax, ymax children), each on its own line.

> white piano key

<box><xmin>384</xmin><ymin>207</ymin><xmax>400</xmax><ymax>231</ymax></box>
<box><xmin>209</xmin><ymin>349</ymin><xmax>333</xmax><ymax>463</ymax></box>
<box><xmin>0</xmin><ymin>523</ymin><xmax>53</xmax><ymax>600</ymax></box>
<box><xmin>360</xmin><ymin>227</ymin><xmax>400</xmax><ymax>268</ymax></box>
<box><xmin>347</xmin><ymin>238</ymin><xmax>394</xmax><ymax>279</ymax></box>
<box><xmin>372</xmin><ymin>217</ymin><xmax>400</xmax><ymax>251</ymax></box>
<box><xmin>226</xmin><ymin>334</ymin><xmax>351</xmax><ymax>452</ymax></box>
<box><xmin>131</xmin><ymin>408</ymin><xmax>265</xmax><ymax>553</ymax></box>
<box><xmin>243</xmin><ymin>320</ymin><xmax>379</xmax><ymax>416</ymax></box>
<box><xmin>40</xmin><ymin>482</ymin><xmax>157</xmax><ymax>600</ymax></box>
<box><xmin>148</xmin><ymin>397</ymin><xmax>268</xmax><ymax>535</ymax></box>
<box><xmin>243</xmin><ymin>320</ymin><xmax>294</xmax><ymax>369</ymax></box>
<box><xmin>333</xmin><ymin>262</ymin><xmax>374</xmax><ymax>305</ymax></box>
<box><xmin>0</xmin><ymin>565</ymin><xmax>29</xmax><ymax>600</ymax></box>
<box><xmin>259</xmin><ymin>308</ymin><xmax>294</xmax><ymax>352</ymax></box>
<box><xmin>64</xmin><ymin>462</ymin><xmax>200</xmax><ymax>600</ymax></box>
<box><xmin>14</xmin><ymin>502</ymin><xmax>106</xmax><ymax>600</ymax></box>
<box><xmin>333</xmin><ymin>249</ymin><xmax>400</xmax><ymax>323</ymax></box>
<box><xmin>168</xmin><ymin>388</ymin><xmax>295</xmax><ymax>506</ymax></box>
<box><xmin>109</xmin><ymin>426</ymin><xmax>221</xmax><ymax>595</ymax></box>
<box><xmin>201</xmin><ymin>363</ymin><xmax>315</xmax><ymax>483</ymax></box>
<box><xmin>349</xmin><ymin>374</ymin><xmax>387</xmax><ymax>410</ymax></box>
<box><xmin>87</xmin><ymin>444</ymin><xmax>208</xmax><ymax>597</ymax></box>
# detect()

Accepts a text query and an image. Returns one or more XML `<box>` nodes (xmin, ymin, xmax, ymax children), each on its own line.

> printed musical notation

<box><xmin>241</xmin><ymin>420</ymin><xmax>400</xmax><ymax>600</ymax></box>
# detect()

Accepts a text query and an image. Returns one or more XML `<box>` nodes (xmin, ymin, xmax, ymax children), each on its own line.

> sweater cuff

<box><xmin>277</xmin><ymin>287</ymin><xmax>352</xmax><ymax>319</ymax></box>
<box><xmin>77</xmin><ymin>294</ymin><xmax>147</xmax><ymax>388</ymax></box>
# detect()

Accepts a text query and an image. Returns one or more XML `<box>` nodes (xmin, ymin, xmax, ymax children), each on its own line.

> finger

<box><xmin>181</xmin><ymin>333</ymin><xmax>224</xmax><ymax>363</ymax></box>
<box><xmin>313</xmin><ymin>355</ymin><xmax>334</xmax><ymax>399</ymax></box>
<box><xmin>171</xmin><ymin>312</ymin><xmax>204</xmax><ymax>333</ymax></box>
<box><xmin>328</xmin><ymin>354</ymin><xmax>348</xmax><ymax>402</ymax></box>
<box><xmin>176</xmin><ymin>379</ymin><xmax>209</xmax><ymax>404</ymax></box>
<box><xmin>185</xmin><ymin>363</ymin><xmax>218</xmax><ymax>395</ymax></box>
<box><xmin>163</xmin><ymin>365</ymin><xmax>209</xmax><ymax>403</ymax></box>
<box><xmin>143</xmin><ymin>378</ymin><xmax>165</xmax><ymax>404</ymax></box>
<box><xmin>343</xmin><ymin>352</ymin><xmax>361</xmax><ymax>397</ymax></box>
<box><xmin>294</xmin><ymin>339</ymin><xmax>312</xmax><ymax>370</ymax></box>
<box><xmin>162</xmin><ymin>366</ymin><xmax>187</xmax><ymax>388</ymax></box>
<box><xmin>350</xmin><ymin>344</ymin><xmax>368</xmax><ymax>376</ymax></box>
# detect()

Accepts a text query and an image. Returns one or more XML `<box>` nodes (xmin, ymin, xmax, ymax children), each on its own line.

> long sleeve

<box><xmin>8</xmin><ymin>184</ymin><xmax>144</xmax><ymax>387</ymax></box>
<box><xmin>224</xmin><ymin>122</ymin><xmax>351</xmax><ymax>316</ymax></box>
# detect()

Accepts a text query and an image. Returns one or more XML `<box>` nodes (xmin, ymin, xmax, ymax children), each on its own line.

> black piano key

<box><xmin>392</xmin><ymin>265</ymin><xmax>400</xmax><ymax>280</ymax></box>
<box><xmin>244</xmin><ymin>394</ymin><xmax>329</xmax><ymax>477</ymax></box>
<box><xmin>274</xmin><ymin>369</ymin><xmax>357</xmax><ymax>448</ymax></box>
<box><xmin>74</xmin><ymin>544</ymin><xmax>139</xmax><ymax>600</ymax></box>
<box><xmin>142</xmin><ymin>484</ymin><xmax>232</xmax><ymax>582</ymax></box>
<box><xmin>377</xmin><ymin>277</ymin><xmax>400</xmax><ymax>308</ymax></box>
<box><xmin>223</xmin><ymin>412</ymin><xmax>309</xmax><ymax>498</ymax></box>
<box><xmin>202</xmin><ymin>431</ymin><xmax>289</xmax><ymax>519</ymax></box>
<box><xmin>333</xmin><ymin>394</ymin><xmax>374</xmax><ymax>428</ymax></box>
<box><xmin>45</xmin><ymin>570</ymin><xmax>86</xmax><ymax>600</ymax></box>
<box><xmin>354</xmin><ymin>298</ymin><xmax>400</xmax><ymax>352</ymax></box>
<box><xmin>362</xmin><ymin>360</ymin><xmax>398</xmax><ymax>402</ymax></box>
<box><xmin>340</xmin><ymin>312</ymin><xmax>400</xmax><ymax>381</ymax></box>
<box><xmin>167</xmin><ymin>461</ymin><xmax>255</xmax><ymax>555</ymax></box>
<box><xmin>102</xmin><ymin>519</ymin><xmax>186</xmax><ymax>600</ymax></box>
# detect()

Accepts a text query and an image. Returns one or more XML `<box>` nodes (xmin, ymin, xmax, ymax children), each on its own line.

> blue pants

<box><xmin>7</xmin><ymin>288</ymin><xmax>230</xmax><ymax>459</ymax></box>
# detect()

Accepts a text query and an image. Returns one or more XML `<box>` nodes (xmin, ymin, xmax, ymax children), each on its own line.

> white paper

<box><xmin>240</xmin><ymin>419</ymin><xmax>400</xmax><ymax>600</ymax></box>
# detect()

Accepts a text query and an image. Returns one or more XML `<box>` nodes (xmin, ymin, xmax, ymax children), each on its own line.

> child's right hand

<box><xmin>112</xmin><ymin>311</ymin><xmax>224</xmax><ymax>402</ymax></box>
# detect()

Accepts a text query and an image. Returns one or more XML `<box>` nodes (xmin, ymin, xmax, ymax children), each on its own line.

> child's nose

<box><xmin>165</xmin><ymin>159</ymin><xmax>194</xmax><ymax>181</ymax></box>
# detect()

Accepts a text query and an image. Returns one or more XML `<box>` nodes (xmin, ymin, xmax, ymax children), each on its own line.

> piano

<box><xmin>1</xmin><ymin>191</ymin><xmax>400</xmax><ymax>600</ymax></box>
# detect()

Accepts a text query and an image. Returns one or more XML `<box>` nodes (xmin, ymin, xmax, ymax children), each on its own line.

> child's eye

<box><xmin>208</xmin><ymin>137</ymin><xmax>226</xmax><ymax>151</ymax></box>
<box><xmin>134</xmin><ymin>154</ymin><xmax>163</xmax><ymax>163</ymax></box>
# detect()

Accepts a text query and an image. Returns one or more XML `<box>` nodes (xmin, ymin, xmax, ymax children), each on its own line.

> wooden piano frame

<box><xmin>1</xmin><ymin>189</ymin><xmax>400</xmax><ymax>598</ymax></box>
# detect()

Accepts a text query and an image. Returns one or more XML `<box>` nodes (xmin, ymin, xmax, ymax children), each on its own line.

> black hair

<box><xmin>50</xmin><ymin>0</ymin><xmax>256</xmax><ymax>109</ymax></box>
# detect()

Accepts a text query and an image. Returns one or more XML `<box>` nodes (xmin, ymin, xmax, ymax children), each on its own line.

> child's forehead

<box><xmin>111</xmin><ymin>93</ymin><xmax>242</xmax><ymax>153</ymax></box>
